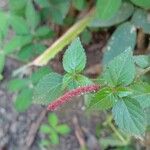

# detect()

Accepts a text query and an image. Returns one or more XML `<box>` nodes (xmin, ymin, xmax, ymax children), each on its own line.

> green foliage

<box><xmin>81</xmin><ymin>29</ymin><xmax>92</xmax><ymax>45</ymax></box>
<box><xmin>90</xmin><ymin>2</ymin><xmax>134</xmax><ymax>27</ymax></box>
<box><xmin>33</xmin><ymin>73</ymin><xmax>63</xmax><ymax>105</ymax></box>
<box><xmin>96</xmin><ymin>0</ymin><xmax>122</xmax><ymax>20</ymax></box>
<box><xmin>131</xmin><ymin>8</ymin><xmax>150</xmax><ymax>34</ymax></box>
<box><xmin>72</xmin><ymin>0</ymin><xmax>87</xmax><ymax>11</ymax></box>
<box><xmin>130</xmin><ymin>0</ymin><xmax>150</xmax><ymax>9</ymax></box>
<box><xmin>40</xmin><ymin>113</ymin><xmax>70</xmax><ymax>147</ymax></box>
<box><xmin>102</xmin><ymin>22</ymin><xmax>137</xmax><ymax>64</ymax></box>
<box><xmin>63</xmin><ymin>38</ymin><xmax>86</xmax><ymax>73</ymax></box>
<box><xmin>0</xmin><ymin>51</ymin><xmax>5</xmax><ymax>80</ymax></box>
<box><xmin>112</xmin><ymin>97</ymin><xmax>146</xmax><ymax>136</ymax></box>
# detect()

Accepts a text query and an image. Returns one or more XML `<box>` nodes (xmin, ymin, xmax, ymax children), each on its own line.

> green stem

<box><xmin>136</xmin><ymin>66</ymin><xmax>150</xmax><ymax>80</ymax></box>
<box><xmin>32</xmin><ymin>8</ymin><xmax>95</xmax><ymax>66</ymax></box>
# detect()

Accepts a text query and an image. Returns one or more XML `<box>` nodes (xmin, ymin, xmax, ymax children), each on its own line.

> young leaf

<box><xmin>40</xmin><ymin>124</ymin><xmax>52</xmax><ymax>133</ymax></box>
<box><xmin>56</xmin><ymin>124</ymin><xmax>70</xmax><ymax>135</ymax></box>
<box><xmin>131</xmin><ymin>8</ymin><xmax>150</xmax><ymax>34</ymax></box>
<box><xmin>48</xmin><ymin>113</ymin><xmax>58</xmax><ymax>127</ymax></box>
<box><xmin>130</xmin><ymin>0</ymin><xmax>150</xmax><ymax>9</ymax></box>
<box><xmin>49</xmin><ymin>131</ymin><xmax>59</xmax><ymax>145</ymax></box>
<box><xmin>33</xmin><ymin>73</ymin><xmax>63</xmax><ymax>105</ymax></box>
<box><xmin>26</xmin><ymin>0</ymin><xmax>40</xmax><ymax>30</ymax></box>
<box><xmin>72</xmin><ymin>0</ymin><xmax>87</xmax><ymax>11</ymax></box>
<box><xmin>89</xmin><ymin>2</ymin><xmax>134</xmax><ymax>28</ymax></box>
<box><xmin>3</xmin><ymin>35</ymin><xmax>32</xmax><ymax>54</ymax></box>
<box><xmin>103</xmin><ymin>22</ymin><xmax>136</xmax><ymax>64</ymax></box>
<box><xmin>63</xmin><ymin>38</ymin><xmax>86</xmax><ymax>73</ymax></box>
<box><xmin>8</xmin><ymin>78</ymin><xmax>29</xmax><ymax>92</ymax></box>
<box><xmin>88</xmin><ymin>88</ymin><xmax>116</xmax><ymax>110</ymax></box>
<box><xmin>103</xmin><ymin>49</ymin><xmax>135</xmax><ymax>87</ymax></box>
<box><xmin>134</xmin><ymin>55</ymin><xmax>150</xmax><ymax>68</ymax></box>
<box><xmin>96</xmin><ymin>0</ymin><xmax>122</xmax><ymax>20</ymax></box>
<box><xmin>112</xmin><ymin>97</ymin><xmax>146</xmax><ymax>136</ymax></box>
<box><xmin>30</xmin><ymin>67</ymin><xmax>52</xmax><ymax>85</ymax></box>
<box><xmin>9</xmin><ymin>15</ymin><xmax>30</xmax><ymax>35</ymax></box>
<box><xmin>63</xmin><ymin>73</ymin><xmax>92</xmax><ymax>90</ymax></box>
<box><xmin>14</xmin><ymin>89</ymin><xmax>32</xmax><ymax>112</ymax></box>
<box><xmin>130</xmin><ymin>82</ymin><xmax>150</xmax><ymax>109</ymax></box>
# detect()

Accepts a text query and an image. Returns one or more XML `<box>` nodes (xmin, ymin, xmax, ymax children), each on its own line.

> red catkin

<box><xmin>47</xmin><ymin>84</ymin><xmax>100</xmax><ymax>111</ymax></box>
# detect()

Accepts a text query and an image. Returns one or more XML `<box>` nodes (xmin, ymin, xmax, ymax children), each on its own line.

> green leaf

<box><xmin>103</xmin><ymin>49</ymin><xmax>135</xmax><ymax>87</ymax></box>
<box><xmin>14</xmin><ymin>89</ymin><xmax>32</xmax><ymax>112</ymax></box>
<box><xmin>34</xmin><ymin>26</ymin><xmax>54</xmax><ymax>39</ymax></box>
<box><xmin>130</xmin><ymin>82</ymin><xmax>150</xmax><ymax>109</ymax></box>
<box><xmin>8</xmin><ymin>78</ymin><xmax>29</xmax><ymax>92</ymax></box>
<box><xmin>103</xmin><ymin>22</ymin><xmax>136</xmax><ymax>65</ymax></box>
<box><xmin>8</xmin><ymin>0</ymin><xmax>26</xmax><ymax>13</ymax></box>
<box><xmin>89</xmin><ymin>2</ymin><xmax>134</xmax><ymax>27</ymax></box>
<box><xmin>0</xmin><ymin>51</ymin><xmax>5</xmax><ymax>75</ymax></box>
<box><xmin>88</xmin><ymin>88</ymin><xmax>116</xmax><ymax>110</ymax></box>
<box><xmin>40</xmin><ymin>124</ymin><xmax>52</xmax><ymax>133</ymax></box>
<box><xmin>72</xmin><ymin>0</ymin><xmax>87</xmax><ymax>11</ymax></box>
<box><xmin>9</xmin><ymin>14</ymin><xmax>30</xmax><ymax>35</ymax></box>
<box><xmin>130</xmin><ymin>0</ymin><xmax>150</xmax><ymax>9</ymax></box>
<box><xmin>48</xmin><ymin>113</ymin><xmax>58</xmax><ymax>127</ymax></box>
<box><xmin>63</xmin><ymin>38</ymin><xmax>86</xmax><ymax>73</ymax></box>
<box><xmin>145</xmin><ymin>107</ymin><xmax>150</xmax><ymax>126</ymax></box>
<box><xmin>56</xmin><ymin>124</ymin><xmax>70</xmax><ymax>135</ymax></box>
<box><xmin>131</xmin><ymin>8</ymin><xmax>150</xmax><ymax>34</ymax></box>
<box><xmin>40</xmin><ymin>140</ymin><xmax>49</xmax><ymax>147</ymax></box>
<box><xmin>4</xmin><ymin>35</ymin><xmax>32</xmax><ymax>54</ymax></box>
<box><xmin>0</xmin><ymin>11</ymin><xmax>9</xmax><ymax>40</ymax></box>
<box><xmin>49</xmin><ymin>131</ymin><xmax>59</xmax><ymax>145</ymax></box>
<box><xmin>17</xmin><ymin>44</ymin><xmax>46</xmax><ymax>61</ymax></box>
<box><xmin>134</xmin><ymin>55</ymin><xmax>150</xmax><ymax>68</ymax></box>
<box><xmin>33</xmin><ymin>73</ymin><xmax>63</xmax><ymax>105</ymax></box>
<box><xmin>34</xmin><ymin>0</ymin><xmax>50</xmax><ymax>8</ymax></box>
<box><xmin>63</xmin><ymin>73</ymin><xmax>92</xmax><ymax>90</ymax></box>
<box><xmin>81</xmin><ymin>29</ymin><xmax>92</xmax><ymax>45</ymax></box>
<box><xmin>96</xmin><ymin>0</ymin><xmax>122</xmax><ymax>20</ymax></box>
<box><xmin>112</xmin><ymin>97</ymin><xmax>146</xmax><ymax>136</ymax></box>
<box><xmin>30</xmin><ymin>67</ymin><xmax>52</xmax><ymax>85</ymax></box>
<box><xmin>26</xmin><ymin>0</ymin><xmax>40</xmax><ymax>30</ymax></box>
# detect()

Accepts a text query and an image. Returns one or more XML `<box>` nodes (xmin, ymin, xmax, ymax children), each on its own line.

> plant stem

<box><xmin>136</xmin><ymin>66</ymin><xmax>150</xmax><ymax>80</ymax></box>
<box><xmin>32</xmin><ymin>8</ymin><xmax>95</xmax><ymax>66</ymax></box>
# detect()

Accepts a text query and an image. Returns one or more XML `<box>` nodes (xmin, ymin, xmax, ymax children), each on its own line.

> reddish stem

<box><xmin>47</xmin><ymin>84</ymin><xmax>100</xmax><ymax>111</ymax></box>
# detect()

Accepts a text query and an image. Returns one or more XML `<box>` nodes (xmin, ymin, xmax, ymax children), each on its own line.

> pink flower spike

<box><xmin>47</xmin><ymin>84</ymin><xmax>100</xmax><ymax>111</ymax></box>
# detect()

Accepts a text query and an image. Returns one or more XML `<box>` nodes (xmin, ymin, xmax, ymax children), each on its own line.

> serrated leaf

<box><xmin>14</xmin><ymin>89</ymin><xmax>32</xmax><ymax>112</ymax></box>
<box><xmin>4</xmin><ymin>35</ymin><xmax>32</xmax><ymax>54</ymax></box>
<box><xmin>8</xmin><ymin>78</ymin><xmax>29</xmax><ymax>92</ymax></box>
<box><xmin>63</xmin><ymin>73</ymin><xmax>92</xmax><ymax>90</ymax></box>
<box><xmin>89</xmin><ymin>2</ymin><xmax>134</xmax><ymax>27</ymax></box>
<box><xmin>33</xmin><ymin>73</ymin><xmax>63</xmax><ymax>105</ymax></box>
<box><xmin>130</xmin><ymin>0</ymin><xmax>150</xmax><ymax>9</ymax></box>
<box><xmin>30</xmin><ymin>67</ymin><xmax>52</xmax><ymax>85</ymax></box>
<box><xmin>40</xmin><ymin>124</ymin><xmax>52</xmax><ymax>133</ymax></box>
<box><xmin>0</xmin><ymin>51</ymin><xmax>5</xmax><ymax>75</ymax></box>
<box><xmin>134</xmin><ymin>55</ymin><xmax>150</xmax><ymax>68</ymax></box>
<box><xmin>131</xmin><ymin>8</ymin><xmax>150</xmax><ymax>34</ymax></box>
<box><xmin>34</xmin><ymin>26</ymin><xmax>54</xmax><ymax>39</ymax></box>
<box><xmin>49</xmin><ymin>131</ymin><xmax>59</xmax><ymax>145</ymax></box>
<box><xmin>103</xmin><ymin>22</ymin><xmax>136</xmax><ymax>65</ymax></box>
<box><xmin>9</xmin><ymin>14</ymin><xmax>30</xmax><ymax>35</ymax></box>
<box><xmin>112</xmin><ymin>97</ymin><xmax>146</xmax><ymax>136</ymax></box>
<box><xmin>130</xmin><ymin>82</ymin><xmax>150</xmax><ymax>109</ymax></box>
<box><xmin>72</xmin><ymin>0</ymin><xmax>87</xmax><ymax>11</ymax></box>
<box><xmin>26</xmin><ymin>0</ymin><xmax>40</xmax><ymax>30</ymax></box>
<box><xmin>88</xmin><ymin>88</ymin><xmax>116</xmax><ymax>110</ymax></box>
<box><xmin>103</xmin><ymin>49</ymin><xmax>135</xmax><ymax>87</ymax></box>
<box><xmin>96</xmin><ymin>0</ymin><xmax>122</xmax><ymax>20</ymax></box>
<box><xmin>63</xmin><ymin>38</ymin><xmax>86</xmax><ymax>73</ymax></box>
<box><xmin>48</xmin><ymin>113</ymin><xmax>58</xmax><ymax>127</ymax></box>
<box><xmin>56</xmin><ymin>124</ymin><xmax>70</xmax><ymax>135</ymax></box>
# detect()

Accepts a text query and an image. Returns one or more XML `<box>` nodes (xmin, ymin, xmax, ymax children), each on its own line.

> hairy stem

<box><xmin>47</xmin><ymin>84</ymin><xmax>100</xmax><ymax>111</ymax></box>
